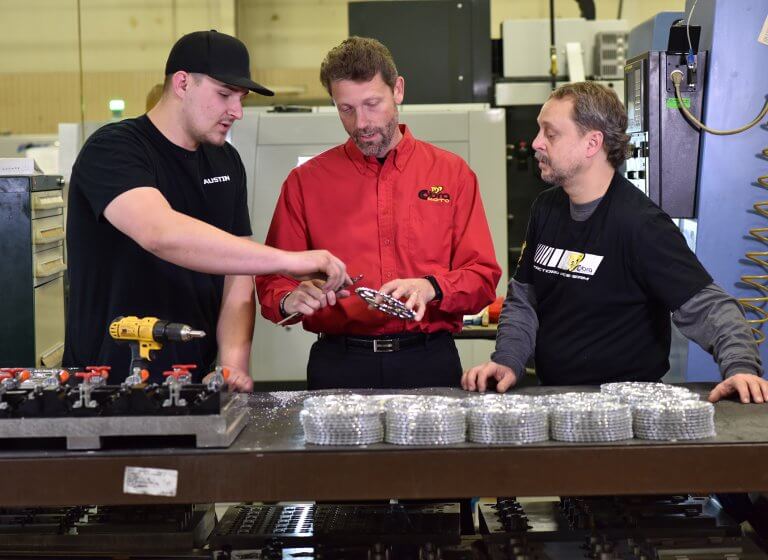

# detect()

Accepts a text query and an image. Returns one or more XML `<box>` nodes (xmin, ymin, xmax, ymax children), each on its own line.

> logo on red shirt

<box><xmin>418</xmin><ymin>185</ymin><xmax>451</xmax><ymax>203</ymax></box>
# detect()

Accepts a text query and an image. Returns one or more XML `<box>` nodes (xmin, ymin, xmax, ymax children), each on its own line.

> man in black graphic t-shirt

<box><xmin>462</xmin><ymin>82</ymin><xmax>767</xmax><ymax>404</ymax></box>
<box><xmin>65</xmin><ymin>31</ymin><xmax>350</xmax><ymax>388</ymax></box>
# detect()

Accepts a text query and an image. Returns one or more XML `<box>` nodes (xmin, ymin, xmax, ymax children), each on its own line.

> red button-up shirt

<box><xmin>255</xmin><ymin>125</ymin><xmax>501</xmax><ymax>335</ymax></box>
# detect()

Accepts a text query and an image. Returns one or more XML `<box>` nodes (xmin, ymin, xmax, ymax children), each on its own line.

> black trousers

<box><xmin>306</xmin><ymin>331</ymin><xmax>463</xmax><ymax>390</ymax></box>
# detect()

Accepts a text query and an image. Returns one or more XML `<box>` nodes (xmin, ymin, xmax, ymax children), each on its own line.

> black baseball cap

<box><xmin>165</xmin><ymin>30</ymin><xmax>274</xmax><ymax>96</ymax></box>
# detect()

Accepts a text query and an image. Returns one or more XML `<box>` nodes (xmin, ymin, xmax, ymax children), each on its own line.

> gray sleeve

<box><xmin>672</xmin><ymin>283</ymin><xmax>763</xmax><ymax>378</ymax></box>
<box><xmin>490</xmin><ymin>278</ymin><xmax>538</xmax><ymax>376</ymax></box>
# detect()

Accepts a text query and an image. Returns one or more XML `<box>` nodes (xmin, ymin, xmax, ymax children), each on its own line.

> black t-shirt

<box><xmin>515</xmin><ymin>172</ymin><xmax>712</xmax><ymax>385</ymax></box>
<box><xmin>64</xmin><ymin>115</ymin><xmax>252</xmax><ymax>383</ymax></box>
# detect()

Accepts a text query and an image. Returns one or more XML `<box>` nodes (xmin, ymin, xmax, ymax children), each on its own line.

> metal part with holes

<box><xmin>355</xmin><ymin>287</ymin><xmax>417</xmax><ymax>320</ymax></box>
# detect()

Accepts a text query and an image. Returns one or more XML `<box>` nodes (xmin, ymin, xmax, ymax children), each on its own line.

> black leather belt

<box><xmin>318</xmin><ymin>332</ymin><xmax>447</xmax><ymax>353</ymax></box>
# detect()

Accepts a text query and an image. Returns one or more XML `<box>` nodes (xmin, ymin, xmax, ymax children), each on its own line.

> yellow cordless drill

<box><xmin>108</xmin><ymin>316</ymin><xmax>206</xmax><ymax>381</ymax></box>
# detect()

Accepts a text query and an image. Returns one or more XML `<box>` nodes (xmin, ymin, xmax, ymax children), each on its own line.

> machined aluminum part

<box><xmin>633</xmin><ymin>398</ymin><xmax>716</xmax><ymax>440</ymax></box>
<box><xmin>300</xmin><ymin>397</ymin><xmax>383</xmax><ymax>446</ymax></box>
<box><xmin>385</xmin><ymin>396</ymin><xmax>466</xmax><ymax>445</ymax></box>
<box><xmin>532</xmin><ymin>391</ymin><xmax>619</xmax><ymax>410</ymax></box>
<box><xmin>550</xmin><ymin>400</ymin><xmax>633</xmax><ymax>442</ymax></box>
<box><xmin>467</xmin><ymin>400</ymin><xmax>549</xmax><ymax>444</ymax></box>
<box><xmin>600</xmin><ymin>381</ymin><xmax>699</xmax><ymax>407</ymax></box>
<box><xmin>354</xmin><ymin>287</ymin><xmax>417</xmax><ymax>320</ymax></box>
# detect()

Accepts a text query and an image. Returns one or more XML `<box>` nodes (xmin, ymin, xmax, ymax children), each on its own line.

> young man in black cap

<box><xmin>65</xmin><ymin>30</ymin><xmax>350</xmax><ymax>390</ymax></box>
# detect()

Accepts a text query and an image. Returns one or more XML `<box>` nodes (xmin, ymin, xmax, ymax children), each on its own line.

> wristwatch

<box><xmin>279</xmin><ymin>292</ymin><xmax>292</xmax><ymax>318</ymax></box>
<box><xmin>423</xmin><ymin>275</ymin><xmax>443</xmax><ymax>302</ymax></box>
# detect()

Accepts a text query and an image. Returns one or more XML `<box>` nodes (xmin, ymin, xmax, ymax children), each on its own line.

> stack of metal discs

<box><xmin>533</xmin><ymin>391</ymin><xmax>618</xmax><ymax>410</ymax></box>
<box><xmin>600</xmin><ymin>382</ymin><xmax>699</xmax><ymax>408</ymax></box>
<box><xmin>467</xmin><ymin>399</ymin><xmax>549</xmax><ymax>445</ymax></box>
<box><xmin>462</xmin><ymin>393</ymin><xmax>534</xmax><ymax>409</ymax></box>
<box><xmin>633</xmin><ymin>399</ymin><xmax>716</xmax><ymax>440</ymax></box>
<box><xmin>383</xmin><ymin>395</ymin><xmax>459</xmax><ymax>411</ymax></box>
<box><xmin>550</xmin><ymin>398</ymin><xmax>633</xmax><ymax>442</ymax></box>
<box><xmin>385</xmin><ymin>396</ymin><xmax>466</xmax><ymax>445</ymax></box>
<box><xmin>303</xmin><ymin>393</ymin><xmax>370</xmax><ymax>411</ymax></box>
<box><xmin>300</xmin><ymin>396</ymin><xmax>383</xmax><ymax>446</ymax></box>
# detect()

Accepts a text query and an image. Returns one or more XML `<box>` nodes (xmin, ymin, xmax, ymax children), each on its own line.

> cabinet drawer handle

<box><xmin>40</xmin><ymin>343</ymin><xmax>65</xmax><ymax>368</ymax></box>
<box><xmin>32</xmin><ymin>194</ymin><xmax>64</xmax><ymax>210</ymax></box>
<box><xmin>35</xmin><ymin>258</ymin><xmax>67</xmax><ymax>278</ymax></box>
<box><xmin>33</xmin><ymin>226</ymin><xmax>64</xmax><ymax>244</ymax></box>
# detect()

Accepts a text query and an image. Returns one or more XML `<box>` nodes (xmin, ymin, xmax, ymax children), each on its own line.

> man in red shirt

<box><xmin>255</xmin><ymin>37</ymin><xmax>501</xmax><ymax>389</ymax></box>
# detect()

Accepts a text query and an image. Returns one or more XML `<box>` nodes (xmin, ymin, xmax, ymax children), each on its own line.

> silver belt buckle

<box><xmin>373</xmin><ymin>339</ymin><xmax>398</xmax><ymax>352</ymax></box>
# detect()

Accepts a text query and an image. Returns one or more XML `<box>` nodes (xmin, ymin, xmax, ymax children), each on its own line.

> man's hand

<box><xmin>203</xmin><ymin>367</ymin><xmax>253</xmax><ymax>393</ymax></box>
<box><xmin>461</xmin><ymin>361</ymin><xmax>518</xmax><ymax>393</ymax></box>
<box><xmin>377</xmin><ymin>278</ymin><xmax>435</xmax><ymax>321</ymax></box>
<box><xmin>284</xmin><ymin>250</ymin><xmax>350</xmax><ymax>292</ymax></box>
<box><xmin>284</xmin><ymin>279</ymin><xmax>351</xmax><ymax>316</ymax></box>
<box><xmin>708</xmin><ymin>373</ymin><xmax>768</xmax><ymax>404</ymax></box>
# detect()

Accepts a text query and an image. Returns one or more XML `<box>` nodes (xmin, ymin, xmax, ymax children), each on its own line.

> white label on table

<box><xmin>123</xmin><ymin>467</ymin><xmax>178</xmax><ymax>497</ymax></box>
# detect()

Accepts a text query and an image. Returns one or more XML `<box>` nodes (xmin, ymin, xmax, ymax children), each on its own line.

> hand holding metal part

<box><xmin>355</xmin><ymin>287</ymin><xmax>417</xmax><ymax>321</ymax></box>
<box><xmin>278</xmin><ymin>274</ymin><xmax>364</xmax><ymax>326</ymax></box>
<box><xmin>374</xmin><ymin>277</ymin><xmax>436</xmax><ymax>321</ymax></box>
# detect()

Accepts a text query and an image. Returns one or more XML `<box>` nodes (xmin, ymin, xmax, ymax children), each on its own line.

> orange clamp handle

<box><xmin>0</xmin><ymin>368</ymin><xmax>30</xmax><ymax>382</ymax></box>
<box><xmin>76</xmin><ymin>371</ymin><xmax>107</xmax><ymax>383</ymax></box>
<box><xmin>85</xmin><ymin>365</ymin><xmax>111</xmax><ymax>380</ymax></box>
<box><xmin>0</xmin><ymin>368</ymin><xmax>28</xmax><ymax>375</ymax></box>
<box><xmin>58</xmin><ymin>370</ymin><xmax>70</xmax><ymax>383</ymax></box>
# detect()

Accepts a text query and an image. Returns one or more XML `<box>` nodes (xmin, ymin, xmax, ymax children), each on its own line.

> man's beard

<box><xmin>535</xmin><ymin>152</ymin><xmax>581</xmax><ymax>186</ymax></box>
<box><xmin>352</xmin><ymin>115</ymin><xmax>399</xmax><ymax>157</ymax></box>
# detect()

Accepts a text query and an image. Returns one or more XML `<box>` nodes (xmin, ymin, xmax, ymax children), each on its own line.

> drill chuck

<box><xmin>152</xmin><ymin>320</ymin><xmax>206</xmax><ymax>343</ymax></box>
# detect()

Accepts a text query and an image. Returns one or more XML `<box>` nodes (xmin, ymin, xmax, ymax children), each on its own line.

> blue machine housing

<box><xmin>685</xmin><ymin>0</ymin><xmax>768</xmax><ymax>380</ymax></box>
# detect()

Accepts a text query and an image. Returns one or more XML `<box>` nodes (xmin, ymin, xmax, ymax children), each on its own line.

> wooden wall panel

<box><xmin>0</xmin><ymin>71</ymin><xmax>162</xmax><ymax>134</ymax></box>
<box><xmin>0</xmin><ymin>69</ymin><xmax>329</xmax><ymax>134</ymax></box>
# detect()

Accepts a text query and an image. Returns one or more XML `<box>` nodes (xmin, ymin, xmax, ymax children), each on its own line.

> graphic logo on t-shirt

<box><xmin>533</xmin><ymin>243</ymin><xmax>603</xmax><ymax>280</ymax></box>
<box><xmin>203</xmin><ymin>174</ymin><xmax>231</xmax><ymax>185</ymax></box>
<box><xmin>418</xmin><ymin>185</ymin><xmax>451</xmax><ymax>203</ymax></box>
<box><xmin>566</xmin><ymin>252</ymin><xmax>585</xmax><ymax>271</ymax></box>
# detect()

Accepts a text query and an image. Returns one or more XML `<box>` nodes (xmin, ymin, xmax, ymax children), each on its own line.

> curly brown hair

<box><xmin>550</xmin><ymin>82</ymin><xmax>629</xmax><ymax>168</ymax></box>
<box><xmin>320</xmin><ymin>36</ymin><xmax>398</xmax><ymax>95</ymax></box>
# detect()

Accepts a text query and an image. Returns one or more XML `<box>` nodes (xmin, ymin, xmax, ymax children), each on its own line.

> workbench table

<box><xmin>1</xmin><ymin>384</ymin><xmax>766</xmax><ymax>507</ymax></box>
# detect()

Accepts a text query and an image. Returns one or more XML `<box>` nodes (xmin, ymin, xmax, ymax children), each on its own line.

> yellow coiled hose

<box><xmin>740</xmin><ymin>146</ymin><xmax>768</xmax><ymax>344</ymax></box>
